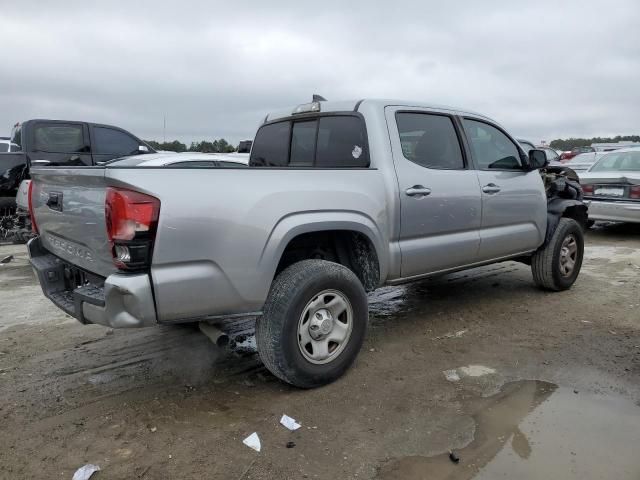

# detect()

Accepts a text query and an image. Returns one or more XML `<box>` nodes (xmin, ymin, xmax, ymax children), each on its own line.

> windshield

<box><xmin>590</xmin><ymin>151</ymin><xmax>640</xmax><ymax>172</ymax></box>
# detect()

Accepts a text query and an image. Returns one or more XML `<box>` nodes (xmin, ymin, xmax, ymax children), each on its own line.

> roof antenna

<box><xmin>313</xmin><ymin>94</ymin><xmax>327</xmax><ymax>102</ymax></box>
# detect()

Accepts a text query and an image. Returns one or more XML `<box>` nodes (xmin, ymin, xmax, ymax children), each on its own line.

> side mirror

<box><xmin>138</xmin><ymin>145</ymin><xmax>150</xmax><ymax>153</ymax></box>
<box><xmin>528</xmin><ymin>149</ymin><xmax>548</xmax><ymax>170</ymax></box>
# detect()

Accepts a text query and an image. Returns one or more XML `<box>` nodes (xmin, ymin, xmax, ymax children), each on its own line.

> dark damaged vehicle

<box><xmin>27</xmin><ymin>98</ymin><xmax>587</xmax><ymax>388</ymax></box>
<box><xmin>0</xmin><ymin>119</ymin><xmax>153</xmax><ymax>240</ymax></box>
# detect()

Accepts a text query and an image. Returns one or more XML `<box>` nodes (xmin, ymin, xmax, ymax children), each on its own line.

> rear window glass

<box><xmin>591</xmin><ymin>151</ymin><xmax>640</xmax><ymax>172</ymax></box>
<box><xmin>290</xmin><ymin>120</ymin><xmax>317</xmax><ymax>166</ymax></box>
<box><xmin>316</xmin><ymin>116</ymin><xmax>368</xmax><ymax>168</ymax></box>
<box><xmin>250</xmin><ymin>122</ymin><xmax>291</xmax><ymax>166</ymax></box>
<box><xmin>250</xmin><ymin>115</ymin><xmax>369</xmax><ymax>168</ymax></box>
<box><xmin>34</xmin><ymin>124</ymin><xmax>85</xmax><ymax>153</ymax></box>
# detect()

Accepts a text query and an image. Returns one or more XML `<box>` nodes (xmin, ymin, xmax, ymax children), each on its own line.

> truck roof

<box><xmin>264</xmin><ymin>98</ymin><xmax>494</xmax><ymax>123</ymax></box>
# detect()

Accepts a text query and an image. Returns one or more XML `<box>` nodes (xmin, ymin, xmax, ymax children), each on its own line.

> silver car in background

<box><xmin>580</xmin><ymin>148</ymin><xmax>640</xmax><ymax>223</ymax></box>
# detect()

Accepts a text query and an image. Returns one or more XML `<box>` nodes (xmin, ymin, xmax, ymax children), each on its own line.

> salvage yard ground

<box><xmin>0</xmin><ymin>224</ymin><xmax>639</xmax><ymax>479</ymax></box>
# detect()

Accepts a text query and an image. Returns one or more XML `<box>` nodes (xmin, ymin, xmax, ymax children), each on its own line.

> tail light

<box><xmin>28</xmin><ymin>180</ymin><xmax>39</xmax><ymax>234</ymax></box>
<box><xmin>105</xmin><ymin>187</ymin><xmax>160</xmax><ymax>270</ymax></box>
<box><xmin>582</xmin><ymin>184</ymin><xmax>594</xmax><ymax>195</ymax></box>
<box><xmin>630</xmin><ymin>185</ymin><xmax>640</xmax><ymax>199</ymax></box>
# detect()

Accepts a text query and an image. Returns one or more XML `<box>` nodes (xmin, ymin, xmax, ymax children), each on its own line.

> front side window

<box><xmin>463</xmin><ymin>119</ymin><xmax>522</xmax><ymax>170</ymax></box>
<box><xmin>396</xmin><ymin>113</ymin><xmax>464</xmax><ymax>169</ymax></box>
<box><xmin>250</xmin><ymin>121</ymin><xmax>291</xmax><ymax>166</ymax></box>
<box><xmin>34</xmin><ymin>123</ymin><xmax>85</xmax><ymax>153</ymax></box>
<box><xmin>93</xmin><ymin>127</ymin><xmax>139</xmax><ymax>155</ymax></box>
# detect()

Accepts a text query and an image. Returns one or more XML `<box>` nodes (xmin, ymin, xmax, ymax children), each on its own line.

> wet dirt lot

<box><xmin>0</xmin><ymin>224</ymin><xmax>639</xmax><ymax>479</ymax></box>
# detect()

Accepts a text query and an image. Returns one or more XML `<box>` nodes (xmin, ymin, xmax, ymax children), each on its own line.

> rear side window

<box><xmin>250</xmin><ymin>122</ymin><xmax>291</xmax><ymax>166</ymax></box>
<box><xmin>93</xmin><ymin>127</ymin><xmax>139</xmax><ymax>156</ymax></box>
<box><xmin>34</xmin><ymin>123</ymin><xmax>85</xmax><ymax>153</ymax></box>
<box><xmin>463</xmin><ymin>119</ymin><xmax>522</xmax><ymax>170</ymax></box>
<box><xmin>250</xmin><ymin>115</ymin><xmax>369</xmax><ymax>168</ymax></box>
<box><xmin>396</xmin><ymin>113</ymin><xmax>464</xmax><ymax>169</ymax></box>
<box><xmin>316</xmin><ymin>116</ymin><xmax>368</xmax><ymax>168</ymax></box>
<box><xmin>0</xmin><ymin>143</ymin><xmax>7</xmax><ymax>153</ymax></box>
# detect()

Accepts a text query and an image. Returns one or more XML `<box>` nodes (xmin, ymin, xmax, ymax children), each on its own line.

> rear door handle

<box><xmin>482</xmin><ymin>183</ymin><xmax>501</xmax><ymax>194</ymax></box>
<box><xmin>405</xmin><ymin>185</ymin><xmax>432</xmax><ymax>198</ymax></box>
<box><xmin>31</xmin><ymin>159</ymin><xmax>51</xmax><ymax>166</ymax></box>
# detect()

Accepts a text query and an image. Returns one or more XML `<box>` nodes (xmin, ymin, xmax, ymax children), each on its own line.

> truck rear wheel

<box><xmin>531</xmin><ymin>217</ymin><xmax>584</xmax><ymax>291</ymax></box>
<box><xmin>256</xmin><ymin>259</ymin><xmax>368</xmax><ymax>388</ymax></box>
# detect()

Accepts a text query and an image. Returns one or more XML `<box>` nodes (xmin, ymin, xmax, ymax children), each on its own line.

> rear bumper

<box><xmin>585</xmin><ymin>199</ymin><xmax>640</xmax><ymax>223</ymax></box>
<box><xmin>28</xmin><ymin>236</ymin><xmax>157</xmax><ymax>328</ymax></box>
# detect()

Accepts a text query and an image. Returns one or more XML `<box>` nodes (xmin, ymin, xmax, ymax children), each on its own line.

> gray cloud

<box><xmin>1</xmin><ymin>0</ymin><xmax>639</xmax><ymax>145</ymax></box>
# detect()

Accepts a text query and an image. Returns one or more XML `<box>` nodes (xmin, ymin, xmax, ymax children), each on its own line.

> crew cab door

<box><xmin>386</xmin><ymin>107</ymin><xmax>482</xmax><ymax>278</ymax></box>
<box><xmin>89</xmin><ymin>125</ymin><xmax>146</xmax><ymax>163</ymax></box>
<box><xmin>461</xmin><ymin>118</ymin><xmax>546</xmax><ymax>260</ymax></box>
<box><xmin>29</xmin><ymin>121</ymin><xmax>92</xmax><ymax>166</ymax></box>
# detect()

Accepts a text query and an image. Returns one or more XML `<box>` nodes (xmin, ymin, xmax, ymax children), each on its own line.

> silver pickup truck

<box><xmin>27</xmin><ymin>99</ymin><xmax>587</xmax><ymax>388</ymax></box>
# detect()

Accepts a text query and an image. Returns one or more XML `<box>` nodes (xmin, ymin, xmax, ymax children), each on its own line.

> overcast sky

<box><xmin>1</xmin><ymin>0</ymin><xmax>639</xmax><ymax>146</ymax></box>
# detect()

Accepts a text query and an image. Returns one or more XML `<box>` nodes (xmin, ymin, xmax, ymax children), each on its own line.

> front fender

<box><xmin>543</xmin><ymin>199</ymin><xmax>588</xmax><ymax>247</ymax></box>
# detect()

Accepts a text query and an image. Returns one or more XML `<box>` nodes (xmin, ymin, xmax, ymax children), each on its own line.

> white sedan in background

<box><xmin>580</xmin><ymin>148</ymin><xmax>640</xmax><ymax>224</ymax></box>
<box><xmin>106</xmin><ymin>152</ymin><xmax>250</xmax><ymax>167</ymax></box>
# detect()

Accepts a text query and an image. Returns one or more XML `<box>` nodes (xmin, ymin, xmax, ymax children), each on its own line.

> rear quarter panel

<box><xmin>106</xmin><ymin>167</ymin><xmax>391</xmax><ymax>321</ymax></box>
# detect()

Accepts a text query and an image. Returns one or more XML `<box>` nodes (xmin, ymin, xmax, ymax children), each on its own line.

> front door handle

<box><xmin>405</xmin><ymin>185</ymin><xmax>432</xmax><ymax>198</ymax></box>
<box><xmin>482</xmin><ymin>183</ymin><xmax>501</xmax><ymax>194</ymax></box>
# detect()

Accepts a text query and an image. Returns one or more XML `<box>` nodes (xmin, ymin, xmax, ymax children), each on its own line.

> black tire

<box><xmin>256</xmin><ymin>259</ymin><xmax>368</xmax><ymax>388</ymax></box>
<box><xmin>531</xmin><ymin>217</ymin><xmax>584</xmax><ymax>291</ymax></box>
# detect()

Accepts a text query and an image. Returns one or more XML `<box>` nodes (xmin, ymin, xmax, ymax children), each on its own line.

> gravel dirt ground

<box><xmin>0</xmin><ymin>224</ymin><xmax>639</xmax><ymax>479</ymax></box>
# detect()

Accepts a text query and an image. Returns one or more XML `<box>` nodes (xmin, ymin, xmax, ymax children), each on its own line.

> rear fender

<box><xmin>259</xmin><ymin>211</ymin><xmax>386</xmax><ymax>290</ymax></box>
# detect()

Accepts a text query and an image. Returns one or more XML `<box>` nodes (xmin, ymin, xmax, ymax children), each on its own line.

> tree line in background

<box><xmin>550</xmin><ymin>135</ymin><xmax>640</xmax><ymax>151</ymax></box>
<box><xmin>145</xmin><ymin>139</ymin><xmax>236</xmax><ymax>153</ymax></box>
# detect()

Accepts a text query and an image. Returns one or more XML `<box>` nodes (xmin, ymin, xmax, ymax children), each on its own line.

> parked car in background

<box><xmin>516</xmin><ymin>138</ymin><xmax>536</xmax><ymax>153</ymax></box>
<box><xmin>111</xmin><ymin>152</ymin><xmax>249</xmax><ymax>168</ymax></box>
<box><xmin>580</xmin><ymin>148</ymin><xmax>640</xmax><ymax>224</ymax></box>
<box><xmin>565</xmin><ymin>152</ymin><xmax>608</xmax><ymax>174</ymax></box>
<box><xmin>0</xmin><ymin>137</ymin><xmax>12</xmax><ymax>152</ymax></box>
<box><xmin>0</xmin><ymin>119</ymin><xmax>154</xmax><ymax>240</ymax></box>
<box><xmin>27</xmin><ymin>98</ymin><xmax>587</xmax><ymax>388</ymax></box>
<box><xmin>560</xmin><ymin>146</ymin><xmax>595</xmax><ymax>162</ymax></box>
<box><xmin>538</xmin><ymin>146</ymin><xmax>560</xmax><ymax>163</ymax></box>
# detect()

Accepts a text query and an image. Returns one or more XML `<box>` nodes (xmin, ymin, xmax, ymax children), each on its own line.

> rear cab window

<box><xmin>249</xmin><ymin>114</ymin><xmax>369</xmax><ymax>168</ymax></box>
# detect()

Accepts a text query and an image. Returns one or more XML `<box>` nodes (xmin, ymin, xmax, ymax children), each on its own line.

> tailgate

<box><xmin>31</xmin><ymin>167</ymin><xmax>117</xmax><ymax>278</ymax></box>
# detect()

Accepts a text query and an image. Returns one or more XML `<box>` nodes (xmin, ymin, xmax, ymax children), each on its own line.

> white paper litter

<box><xmin>243</xmin><ymin>432</ymin><xmax>261</xmax><ymax>452</ymax></box>
<box><xmin>443</xmin><ymin>369</ymin><xmax>460</xmax><ymax>382</ymax></box>
<box><xmin>459</xmin><ymin>365</ymin><xmax>496</xmax><ymax>377</ymax></box>
<box><xmin>72</xmin><ymin>464</ymin><xmax>100</xmax><ymax>480</ymax></box>
<box><xmin>280</xmin><ymin>414</ymin><xmax>301</xmax><ymax>431</ymax></box>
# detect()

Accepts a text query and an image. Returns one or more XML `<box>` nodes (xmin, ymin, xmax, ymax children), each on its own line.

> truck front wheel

<box><xmin>531</xmin><ymin>217</ymin><xmax>584</xmax><ymax>291</ymax></box>
<box><xmin>256</xmin><ymin>259</ymin><xmax>368</xmax><ymax>388</ymax></box>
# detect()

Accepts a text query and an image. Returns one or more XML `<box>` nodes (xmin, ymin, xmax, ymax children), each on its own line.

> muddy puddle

<box><xmin>378</xmin><ymin>380</ymin><xmax>640</xmax><ymax>479</ymax></box>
